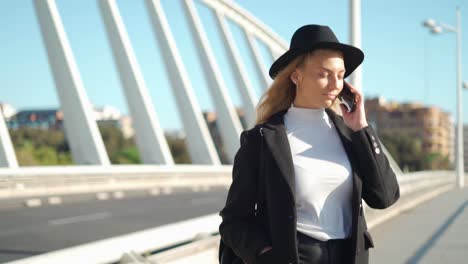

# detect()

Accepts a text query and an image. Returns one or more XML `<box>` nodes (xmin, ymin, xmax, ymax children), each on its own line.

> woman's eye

<box><xmin>318</xmin><ymin>72</ymin><xmax>328</xmax><ymax>78</ymax></box>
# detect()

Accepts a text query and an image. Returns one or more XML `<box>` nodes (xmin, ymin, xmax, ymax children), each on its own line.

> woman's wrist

<box><xmin>351</xmin><ymin>122</ymin><xmax>369</xmax><ymax>132</ymax></box>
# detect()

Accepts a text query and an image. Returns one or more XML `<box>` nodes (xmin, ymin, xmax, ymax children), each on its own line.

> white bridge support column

<box><xmin>0</xmin><ymin>114</ymin><xmax>18</xmax><ymax>168</ymax></box>
<box><xmin>269</xmin><ymin>47</ymin><xmax>283</xmax><ymax>61</ymax></box>
<box><xmin>98</xmin><ymin>0</ymin><xmax>174</xmax><ymax>165</ymax></box>
<box><xmin>244</xmin><ymin>31</ymin><xmax>271</xmax><ymax>90</ymax></box>
<box><xmin>33</xmin><ymin>0</ymin><xmax>110</xmax><ymax>165</ymax></box>
<box><xmin>182</xmin><ymin>0</ymin><xmax>243</xmax><ymax>163</ymax></box>
<box><xmin>145</xmin><ymin>0</ymin><xmax>220</xmax><ymax>165</ymax></box>
<box><xmin>213</xmin><ymin>10</ymin><xmax>258</xmax><ymax>129</ymax></box>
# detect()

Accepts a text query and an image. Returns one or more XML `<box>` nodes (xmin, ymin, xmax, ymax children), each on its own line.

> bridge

<box><xmin>0</xmin><ymin>0</ymin><xmax>466</xmax><ymax>263</ymax></box>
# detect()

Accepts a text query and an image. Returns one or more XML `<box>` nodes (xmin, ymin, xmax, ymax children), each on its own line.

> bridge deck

<box><xmin>370</xmin><ymin>186</ymin><xmax>468</xmax><ymax>264</ymax></box>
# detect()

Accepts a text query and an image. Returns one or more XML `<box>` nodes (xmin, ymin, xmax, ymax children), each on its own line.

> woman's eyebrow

<box><xmin>319</xmin><ymin>66</ymin><xmax>346</xmax><ymax>73</ymax></box>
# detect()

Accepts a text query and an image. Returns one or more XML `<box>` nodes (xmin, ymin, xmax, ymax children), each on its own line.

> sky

<box><xmin>1</xmin><ymin>0</ymin><xmax>467</xmax><ymax>131</ymax></box>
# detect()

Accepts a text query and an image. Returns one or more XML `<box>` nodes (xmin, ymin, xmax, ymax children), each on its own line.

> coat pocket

<box><xmin>363</xmin><ymin>230</ymin><xmax>375</xmax><ymax>249</ymax></box>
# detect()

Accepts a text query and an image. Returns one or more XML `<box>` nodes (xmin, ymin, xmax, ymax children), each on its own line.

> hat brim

<box><xmin>268</xmin><ymin>42</ymin><xmax>364</xmax><ymax>80</ymax></box>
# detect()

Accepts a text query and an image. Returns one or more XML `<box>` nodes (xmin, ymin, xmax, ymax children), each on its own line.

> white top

<box><xmin>283</xmin><ymin>104</ymin><xmax>353</xmax><ymax>241</ymax></box>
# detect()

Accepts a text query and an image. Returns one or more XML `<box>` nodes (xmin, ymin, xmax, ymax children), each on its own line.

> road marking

<box><xmin>162</xmin><ymin>187</ymin><xmax>172</xmax><ymax>194</ymax></box>
<box><xmin>48</xmin><ymin>196</ymin><xmax>62</xmax><ymax>205</ymax></box>
<box><xmin>24</xmin><ymin>198</ymin><xmax>42</xmax><ymax>207</ymax></box>
<box><xmin>113</xmin><ymin>191</ymin><xmax>125</xmax><ymax>199</ymax></box>
<box><xmin>149</xmin><ymin>188</ymin><xmax>160</xmax><ymax>196</ymax></box>
<box><xmin>96</xmin><ymin>192</ymin><xmax>110</xmax><ymax>200</ymax></box>
<box><xmin>48</xmin><ymin>212</ymin><xmax>112</xmax><ymax>226</ymax></box>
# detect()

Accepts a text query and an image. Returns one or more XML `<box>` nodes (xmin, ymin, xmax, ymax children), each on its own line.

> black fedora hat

<box><xmin>269</xmin><ymin>24</ymin><xmax>364</xmax><ymax>79</ymax></box>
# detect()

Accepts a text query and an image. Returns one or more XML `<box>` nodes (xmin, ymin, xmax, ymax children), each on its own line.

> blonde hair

<box><xmin>255</xmin><ymin>49</ymin><xmax>342</xmax><ymax>125</ymax></box>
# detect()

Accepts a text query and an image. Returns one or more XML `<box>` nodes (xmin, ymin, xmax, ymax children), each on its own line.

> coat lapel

<box><xmin>262</xmin><ymin>107</ymin><xmax>357</xmax><ymax>200</ymax></box>
<box><xmin>262</xmin><ymin>109</ymin><xmax>295</xmax><ymax>198</ymax></box>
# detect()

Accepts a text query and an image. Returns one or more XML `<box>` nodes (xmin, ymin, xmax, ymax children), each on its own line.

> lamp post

<box><xmin>423</xmin><ymin>6</ymin><xmax>464</xmax><ymax>188</ymax></box>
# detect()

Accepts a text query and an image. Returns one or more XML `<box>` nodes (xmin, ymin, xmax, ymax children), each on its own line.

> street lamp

<box><xmin>423</xmin><ymin>6</ymin><xmax>464</xmax><ymax>188</ymax></box>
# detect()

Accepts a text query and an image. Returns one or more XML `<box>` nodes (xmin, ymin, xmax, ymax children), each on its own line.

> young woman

<box><xmin>219</xmin><ymin>24</ymin><xmax>400</xmax><ymax>264</ymax></box>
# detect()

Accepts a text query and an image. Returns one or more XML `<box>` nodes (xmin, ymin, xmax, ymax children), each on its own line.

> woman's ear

<box><xmin>290</xmin><ymin>71</ymin><xmax>298</xmax><ymax>85</ymax></box>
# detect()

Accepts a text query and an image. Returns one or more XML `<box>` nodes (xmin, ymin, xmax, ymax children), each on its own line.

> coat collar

<box><xmin>261</xmin><ymin>107</ymin><xmax>356</xmax><ymax>199</ymax></box>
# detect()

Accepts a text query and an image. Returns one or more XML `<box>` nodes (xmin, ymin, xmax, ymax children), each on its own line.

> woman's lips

<box><xmin>324</xmin><ymin>93</ymin><xmax>337</xmax><ymax>99</ymax></box>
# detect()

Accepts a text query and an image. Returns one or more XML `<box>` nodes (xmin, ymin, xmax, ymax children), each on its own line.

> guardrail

<box><xmin>0</xmin><ymin>165</ymin><xmax>232</xmax><ymax>201</ymax></box>
<box><xmin>4</xmin><ymin>170</ymin><xmax>461</xmax><ymax>264</ymax></box>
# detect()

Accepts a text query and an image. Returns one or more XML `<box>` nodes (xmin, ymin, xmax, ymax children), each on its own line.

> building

<box><xmin>202</xmin><ymin>107</ymin><xmax>246</xmax><ymax>164</ymax></box>
<box><xmin>5</xmin><ymin>105</ymin><xmax>134</xmax><ymax>139</ymax></box>
<box><xmin>7</xmin><ymin>108</ymin><xmax>64</xmax><ymax>130</ymax></box>
<box><xmin>365</xmin><ymin>96</ymin><xmax>455</xmax><ymax>166</ymax></box>
<box><xmin>93</xmin><ymin>105</ymin><xmax>134</xmax><ymax>139</ymax></box>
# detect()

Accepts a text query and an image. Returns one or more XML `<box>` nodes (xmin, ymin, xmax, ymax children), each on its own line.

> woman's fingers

<box><xmin>345</xmin><ymin>82</ymin><xmax>363</xmax><ymax>105</ymax></box>
<box><xmin>346</xmin><ymin>82</ymin><xmax>361</xmax><ymax>96</ymax></box>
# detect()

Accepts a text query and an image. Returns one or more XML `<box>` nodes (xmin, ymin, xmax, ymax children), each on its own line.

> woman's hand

<box><xmin>256</xmin><ymin>246</ymin><xmax>275</xmax><ymax>263</ymax></box>
<box><xmin>257</xmin><ymin>246</ymin><xmax>273</xmax><ymax>256</ymax></box>
<box><xmin>339</xmin><ymin>82</ymin><xmax>369</xmax><ymax>132</ymax></box>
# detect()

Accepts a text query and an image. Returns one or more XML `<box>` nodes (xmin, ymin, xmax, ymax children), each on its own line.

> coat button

<box><xmin>375</xmin><ymin>147</ymin><xmax>381</xmax><ymax>154</ymax></box>
<box><xmin>373</xmin><ymin>142</ymin><xmax>378</xmax><ymax>147</ymax></box>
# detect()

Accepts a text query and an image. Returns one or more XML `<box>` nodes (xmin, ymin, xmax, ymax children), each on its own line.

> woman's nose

<box><xmin>328</xmin><ymin>76</ymin><xmax>341</xmax><ymax>90</ymax></box>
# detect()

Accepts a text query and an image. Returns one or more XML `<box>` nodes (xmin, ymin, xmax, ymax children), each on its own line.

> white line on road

<box><xmin>24</xmin><ymin>198</ymin><xmax>42</xmax><ymax>207</ymax></box>
<box><xmin>48</xmin><ymin>212</ymin><xmax>112</xmax><ymax>226</ymax></box>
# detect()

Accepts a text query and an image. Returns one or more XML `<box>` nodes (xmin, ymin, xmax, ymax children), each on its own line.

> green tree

<box><xmin>9</xmin><ymin>128</ymin><xmax>73</xmax><ymax>166</ymax></box>
<box><xmin>9</xmin><ymin>126</ymin><xmax>194</xmax><ymax>165</ymax></box>
<box><xmin>165</xmin><ymin>133</ymin><xmax>191</xmax><ymax>164</ymax></box>
<box><xmin>380</xmin><ymin>132</ymin><xmax>423</xmax><ymax>171</ymax></box>
<box><xmin>380</xmin><ymin>131</ymin><xmax>452</xmax><ymax>171</ymax></box>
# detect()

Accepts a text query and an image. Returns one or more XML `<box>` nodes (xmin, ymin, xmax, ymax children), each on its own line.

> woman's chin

<box><xmin>323</xmin><ymin>100</ymin><xmax>334</xmax><ymax>107</ymax></box>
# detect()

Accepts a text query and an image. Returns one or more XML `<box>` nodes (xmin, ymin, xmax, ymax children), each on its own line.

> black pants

<box><xmin>297</xmin><ymin>231</ymin><xmax>352</xmax><ymax>264</ymax></box>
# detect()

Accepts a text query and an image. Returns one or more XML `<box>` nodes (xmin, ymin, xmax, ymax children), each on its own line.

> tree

<box><xmin>8</xmin><ymin>126</ymin><xmax>195</xmax><ymax>165</ymax></box>
<box><xmin>380</xmin><ymin>131</ymin><xmax>423</xmax><ymax>171</ymax></box>
<box><xmin>380</xmin><ymin>131</ymin><xmax>451</xmax><ymax>171</ymax></box>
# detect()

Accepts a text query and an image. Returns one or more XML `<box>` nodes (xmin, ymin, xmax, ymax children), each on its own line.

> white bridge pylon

<box><xmin>33</xmin><ymin>0</ymin><xmax>111</xmax><ymax>166</ymax></box>
<box><xmin>0</xmin><ymin>0</ymin><xmax>289</xmax><ymax>167</ymax></box>
<box><xmin>98</xmin><ymin>0</ymin><xmax>175</xmax><ymax>165</ymax></box>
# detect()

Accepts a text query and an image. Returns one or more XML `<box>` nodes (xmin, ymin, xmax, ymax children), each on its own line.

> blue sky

<box><xmin>1</xmin><ymin>0</ymin><xmax>467</xmax><ymax>131</ymax></box>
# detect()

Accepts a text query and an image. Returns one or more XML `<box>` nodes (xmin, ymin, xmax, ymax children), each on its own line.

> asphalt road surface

<box><xmin>0</xmin><ymin>188</ymin><xmax>228</xmax><ymax>263</ymax></box>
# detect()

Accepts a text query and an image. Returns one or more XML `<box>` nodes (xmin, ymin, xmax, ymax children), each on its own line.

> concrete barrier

<box><xmin>4</xmin><ymin>170</ymin><xmax>461</xmax><ymax>264</ymax></box>
<box><xmin>0</xmin><ymin>165</ymin><xmax>232</xmax><ymax>202</ymax></box>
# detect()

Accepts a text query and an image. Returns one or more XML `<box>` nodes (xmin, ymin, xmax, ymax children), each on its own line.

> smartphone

<box><xmin>338</xmin><ymin>80</ymin><xmax>356</xmax><ymax>113</ymax></box>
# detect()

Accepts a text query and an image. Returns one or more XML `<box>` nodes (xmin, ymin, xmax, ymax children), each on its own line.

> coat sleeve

<box><xmin>350</xmin><ymin>124</ymin><xmax>400</xmax><ymax>209</ymax></box>
<box><xmin>219</xmin><ymin>129</ymin><xmax>271</xmax><ymax>264</ymax></box>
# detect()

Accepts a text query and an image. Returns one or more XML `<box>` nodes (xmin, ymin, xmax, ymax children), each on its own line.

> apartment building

<box><xmin>365</xmin><ymin>97</ymin><xmax>454</xmax><ymax>165</ymax></box>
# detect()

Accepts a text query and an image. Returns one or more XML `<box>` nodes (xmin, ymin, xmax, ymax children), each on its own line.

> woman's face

<box><xmin>290</xmin><ymin>49</ymin><xmax>345</xmax><ymax>109</ymax></box>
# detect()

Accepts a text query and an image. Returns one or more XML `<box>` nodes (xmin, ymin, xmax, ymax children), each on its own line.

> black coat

<box><xmin>219</xmin><ymin>108</ymin><xmax>400</xmax><ymax>264</ymax></box>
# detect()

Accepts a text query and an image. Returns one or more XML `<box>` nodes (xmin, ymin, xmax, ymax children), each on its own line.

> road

<box><xmin>0</xmin><ymin>188</ymin><xmax>228</xmax><ymax>263</ymax></box>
